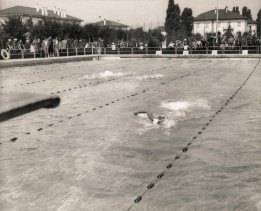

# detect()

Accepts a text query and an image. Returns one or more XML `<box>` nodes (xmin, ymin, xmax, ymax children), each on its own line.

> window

<box><xmin>227</xmin><ymin>22</ymin><xmax>230</xmax><ymax>27</ymax></box>
<box><xmin>237</xmin><ymin>21</ymin><xmax>241</xmax><ymax>27</ymax></box>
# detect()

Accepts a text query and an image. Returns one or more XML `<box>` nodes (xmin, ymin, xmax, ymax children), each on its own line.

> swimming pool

<box><xmin>0</xmin><ymin>58</ymin><xmax>261</xmax><ymax>210</ymax></box>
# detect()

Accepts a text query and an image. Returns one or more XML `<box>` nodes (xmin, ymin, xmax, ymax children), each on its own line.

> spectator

<box><xmin>12</xmin><ymin>38</ymin><xmax>18</xmax><ymax>49</ymax></box>
<box><xmin>36</xmin><ymin>38</ymin><xmax>42</xmax><ymax>54</ymax></box>
<box><xmin>139</xmin><ymin>42</ymin><xmax>144</xmax><ymax>50</ymax></box>
<box><xmin>53</xmin><ymin>37</ymin><xmax>59</xmax><ymax>57</ymax></box>
<box><xmin>30</xmin><ymin>44</ymin><xmax>35</xmax><ymax>53</ymax></box>
<box><xmin>48</xmin><ymin>37</ymin><xmax>54</xmax><ymax>57</ymax></box>
<box><xmin>32</xmin><ymin>38</ymin><xmax>37</xmax><ymax>51</ymax></box>
<box><xmin>184</xmin><ymin>39</ymin><xmax>189</xmax><ymax>50</ymax></box>
<box><xmin>17</xmin><ymin>40</ymin><xmax>25</xmax><ymax>51</ymax></box>
<box><xmin>42</xmin><ymin>38</ymin><xmax>49</xmax><ymax>57</ymax></box>
<box><xmin>5</xmin><ymin>39</ymin><xmax>13</xmax><ymax>51</ymax></box>
<box><xmin>196</xmin><ymin>40</ymin><xmax>202</xmax><ymax>47</ymax></box>
<box><xmin>111</xmin><ymin>42</ymin><xmax>116</xmax><ymax>50</ymax></box>
<box><xmin>24</xmin><ymin>39</ymin><xmax>31</xmax><ymax>52</ymax></box>
<box><xmin>168</xmin><ymin>41</ymin><xmax>175</xmax><ymax>49</ymax></box>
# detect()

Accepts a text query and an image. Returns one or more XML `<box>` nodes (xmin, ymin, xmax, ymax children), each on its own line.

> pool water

<box><xmin>0</xmin><ymin>58</ymin><xmax>261</xmax><ymax>211</ymax></box>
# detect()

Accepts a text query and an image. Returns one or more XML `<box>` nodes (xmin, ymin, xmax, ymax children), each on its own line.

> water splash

<box><xmin>84</xmin><ymin>71</ymin><xmax>123</xmax><ymax>79</ymax></box>
<box><xmin>136</xmin><ymin>74</ymin><xmax>163</xmax><ymax>80</ymax></box>
<box><xmin>161</xmin><ymin>98</ymin><xmax>211</xmax><ymax>120</ymax></box>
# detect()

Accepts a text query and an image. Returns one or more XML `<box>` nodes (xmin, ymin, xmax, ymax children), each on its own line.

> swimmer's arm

<box><xmin>134</xmin><ymin>110</ymin><xmax>155</xmax><ymax>122</ymax></box>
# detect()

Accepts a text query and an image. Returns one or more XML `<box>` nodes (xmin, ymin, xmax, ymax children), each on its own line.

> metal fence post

<box><xmin>84</xmin><ymin>48</ymin><xmax>86</xmax><ymax>55</ymax></box>
<box><xmin>131</xmin><ymin>47</ymin><xmax>133</xmax><ymax>54</ymax></box>
<box><xmin>76</xmin><ymin>48</ymin><xmax>78</xmax><ymax>56</ymax></box>
<box><xmin>21</xmin><ymin>50</ymin><xmax>24</xmax><ymax>59</ymax></box>
<box><xmin>175</xmin><ymin>47</ymin><xmax>177</xmax><ymax>54</ymax></box>
<box><xmin>67</xmin><ymin>48</ymin><xmax>69</xmax><ymax>56</ymax></box>
<box><xmin>118</xmin><ymin>47</ymin><xmax>120</xmax><ymax>55</ymax></box>
<box><xmin>104</xmin><ymin>48</ymin><xmax>106</xmax><ymax>55</ymax></box>
<box><xmin>34</xmin><ymin>51</ymin><xmax>36</xmax><ymax>58</ymax></box>
<box><xmin>145</xmin><ymin>47</ymin><xmax>148</xmax><ymax>54</ymax></box>
<box><xmin>92</xmin><ymin>45</ymin><xmax>94</xmax><ymax>55</ymax></box>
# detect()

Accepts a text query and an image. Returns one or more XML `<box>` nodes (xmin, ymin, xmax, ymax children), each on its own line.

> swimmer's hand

<box><xmin>153</xmin><ymin>119</ymin><xmax>159</xmax><ymax>124</ymax></box>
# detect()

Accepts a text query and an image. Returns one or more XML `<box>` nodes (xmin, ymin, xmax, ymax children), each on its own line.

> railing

<box><xmin>1</xmin><ymin>46</ymin><xmax>261</xmax><ymax>60</ymax></box>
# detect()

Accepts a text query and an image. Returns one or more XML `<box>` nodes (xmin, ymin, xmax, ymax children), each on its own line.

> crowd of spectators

<box><xmin>168</xmin><ymin>35</ymin><xmax>261</xmax><ymax>50</ymax></box>
<box><xmin>4</xmin><ymin>37</ymin><xmax>89</xmax><ymax>57</ymax></box>
<box><xmin>4</xmin><ymin>37</ymin><xmax>151</xmax><ymax>56</ymax></box>
<box><xmin>3</xmin><ymin>34</ymin><xmax>261</xmax><ymax>58</ymax></box>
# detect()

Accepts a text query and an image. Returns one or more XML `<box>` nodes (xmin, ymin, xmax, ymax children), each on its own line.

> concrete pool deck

<box><xmin>0</xmin><ymin>58</ymin><xmax>261</xmax><ymax>211</ymax></box>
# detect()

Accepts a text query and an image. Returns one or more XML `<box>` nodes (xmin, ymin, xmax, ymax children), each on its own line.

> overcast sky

<box><xmin>1</xmin><ymin>0</ymin><xmax>261</xmax><ymax>28</ymax></box>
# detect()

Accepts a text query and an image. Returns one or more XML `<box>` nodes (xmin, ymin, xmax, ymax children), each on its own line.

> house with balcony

<box><xmin>193</xmin><ymin>8</ymin><xmax>257</xmax><ymax>37</ymax></box>
<box><xmin>0</xmin><ymin>5</ymin><xmax>83</xmax><ymax>25</ymax></box>
<box><xmin>94</xmin><ymin>19</ymin><xmax>129</xmax><ymax>30</ymax></box>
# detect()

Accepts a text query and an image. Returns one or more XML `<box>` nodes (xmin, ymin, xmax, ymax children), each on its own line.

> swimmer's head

<box><xmin>158</xmin><ymin>115</ymin><xmax>165</xmax><ymax>120</ymax></box>
<box><xmin>157</xmin><ymin>115</ymin><xmax>165</xmax><ymax>125</ymax></box>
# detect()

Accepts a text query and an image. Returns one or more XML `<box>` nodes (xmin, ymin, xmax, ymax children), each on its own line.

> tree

<box><xmin>191</xmin><ymin>33</ymin><xmax>202</xmax><ymax>41</ymax></box>
<box><xmin>60</xmin><ymin>21</ymin><xmax>83</xmax><ymax>41</ymax></box>
<box><xmin>247</xmin><ymin>9</ymin><xmax>252</xmax><ymax>20</ymax></box>
<box><xmin>41</xmin><ymin>18</ymin><xmax>62</xmax><ymax>39</ymax></box>
<box><xmin>242</xmin><ymin>6</ymin><xmax>248</xmax><ymax>16</ymax></box>
<box><xmin>242</xmin><ymin>6</ymin><xmax>252</xmax><ymax>19</ymax></box>
<box><xmin>2</xmin><ymin>16</ymin><xmax>27</xmax><ymax>41</ymax></box>
<box><xmin>165</xmin><ymin>0</ymin><xmax>181</xmax><ymax>36</ymax></box>
<box><xmin>257</xmin><ymin>9</ymin><xmax>261</xmax><ymax>37</ymax></box>
<box><xmin>147</xmin><ymin>29</ymin><xmax>164</xmax><ymax>47</ymax></box>
<box><xmin>81</xmin><ymin>24</ymin><xmax>99</xmax><ymax>42</ymax></box>
<box><xmin>0</xmin><ymin>27</ymin><xmax>7</xmax><ymax>48</ymax></box>
<box><xmin>181</xmin><ymin>7</ymin><xmax>193</xmax><ymax>37</ymax></box>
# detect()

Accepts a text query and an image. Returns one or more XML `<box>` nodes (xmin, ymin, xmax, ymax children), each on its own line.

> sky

<box><xmin>1</xmin><ymin>0</ymin><xmax>260</xmax><ymax>29</ymax></box>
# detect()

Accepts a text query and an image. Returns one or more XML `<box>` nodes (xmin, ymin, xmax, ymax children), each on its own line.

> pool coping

<box><xmin>1</xmin><ymin>54</ymin><xmax>261</xmax><ymax>68</ymax></box>
<box><xmin>101</xmin><ymin>54</ymin><xmax>261</xmax><ymax>59</ymax></box>
<box><xmin>0</xmin><ymin>55</ymin><xmax>99</xmax><ymax>69</ymax></box>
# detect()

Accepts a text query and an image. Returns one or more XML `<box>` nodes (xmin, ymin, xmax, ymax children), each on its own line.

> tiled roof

<box><xmin>194</xmin><ymin>9</ymin><xmax>248</xmax><ymax>21</ymax></box>
<box><xmin>247</xmin><ymin>20</ymin><xmax>258</xmax><ymax>24</ymax></box>
<box><xmin>153</xmin><ymin>26</ymin><xmax>166</xmax><ymax>32</ymax></box>
<box><xmin>0</xmin><ymin>6</ymin><xmax>83</xmax><ymax>22</ymax></box>
<box><xmin>94</xmin><ymin>20</ymin><xmax>129</xmax><ymax>28</ymax></box>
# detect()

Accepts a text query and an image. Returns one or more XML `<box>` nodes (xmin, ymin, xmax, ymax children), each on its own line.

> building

<box><xmin>247</xmin><ymin>20</ymin><xmax>258</xmax><ymax>34</ymax></box>
<box><xmin>94</xmin><ymin>19</ymin><xmax>129</xmax><ymax>30</ymax></box>
<box><xmin>0</xmin><ymin>5</ymin><xmax>83</xmax><ymax>25</ymax></box>
<box><xmin>153</xmin><ymin>26</ymin><xmax>167</xmax><ymax>36</ymax></box>
<box><xmin>193</xmin><ymin>8</ymin><xmax>257</xmax><ymax>37</ymax></box>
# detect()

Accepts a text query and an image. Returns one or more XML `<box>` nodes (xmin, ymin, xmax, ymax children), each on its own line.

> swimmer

<box><xmin>134</xmin><ymin>110</ymin><xmax>165</xmax><ymax>125</ymax></box>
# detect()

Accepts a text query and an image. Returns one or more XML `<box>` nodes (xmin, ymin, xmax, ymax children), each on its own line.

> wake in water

<box><xmin>161</xmin><ymin>98</ymin><xmax>210</xmax><ymax>120</ymax></box>
<box><xmin>135</xmin><ymin>98</ymin><xmax>211</xmax><ymax>135</ymax></box>
<box><xmin>83</xmin><ymin>71</ymin><xmax>124</xmax><ymax>79</ymax></box>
